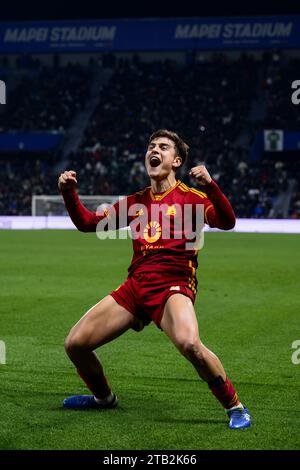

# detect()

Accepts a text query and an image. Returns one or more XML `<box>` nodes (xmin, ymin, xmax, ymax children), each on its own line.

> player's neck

<box><xmin>150</xmin><ymin>175</ymin><xmax>178</xmax><ymax>194</ymax></box>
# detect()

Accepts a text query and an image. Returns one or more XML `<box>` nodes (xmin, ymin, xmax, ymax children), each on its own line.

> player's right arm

<box><xmin>58</xmin><ymin>170</ymin><xmax>128</xmax><ymax>232</ymax></box>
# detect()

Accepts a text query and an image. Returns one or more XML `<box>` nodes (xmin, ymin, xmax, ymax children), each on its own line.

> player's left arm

<box><xmin>189</xmin><ymin>165</ymin><xmax>236</xmax><ymax>230</ymax></box>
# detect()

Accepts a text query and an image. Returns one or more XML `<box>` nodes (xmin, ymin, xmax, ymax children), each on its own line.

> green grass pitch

<box><xmin>0</xmin><ymin>230</ymin><xmax>299</xmax><ymax>450</ymax></box>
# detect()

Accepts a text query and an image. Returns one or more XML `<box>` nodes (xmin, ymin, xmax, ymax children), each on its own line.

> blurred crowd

<box><xmin>0</xmin><ymin>152</ymin><xmax>56</xmax><ymax>215</ymax></box>
<box><xmin>260</xmin><ymin>50</ymin><xmax>300</xmax><ymax>130</ymax></box>
<box><xmin>0</xmin><ymin>59</ymin><xmax>91</xmax><ymax>132</ymax></box>
<box><xmin>0</xmin><ymin>51</ymin><xmax>299</xmax><ymax>218</ymax></box>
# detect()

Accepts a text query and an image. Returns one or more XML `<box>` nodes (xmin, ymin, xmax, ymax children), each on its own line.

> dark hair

<box><xmin>149</xmin><ymin>129</ymin><xmax>189</xmax><ymax>167</ymax></box>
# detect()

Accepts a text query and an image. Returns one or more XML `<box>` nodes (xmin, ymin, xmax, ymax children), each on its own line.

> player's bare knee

<box><xmin>178</xmin><ymin>339</ymin><xmax>206</xmax><ymax>363</ymax></box>
<box><xmin>64</xmin><ymin>332</ymin><xmax>86</xmax><ymax>357</ymax></box>
<box><xmin>176</xmin><ymin>338</ymin><xmax>194</xmax><ymax>355</ymax></box>
<box><xmin>64</xmin><ymin>334</ymin><xmax>74</xmax><ymax>357</ymax></box>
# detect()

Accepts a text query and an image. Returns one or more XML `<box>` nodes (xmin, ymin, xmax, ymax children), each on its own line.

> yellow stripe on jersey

<box><xmin>188</xmin><ymin>281</ymin><xmax>197</xmax><ymax>294</ymax></box>
<box><xmin>204</xmin><ymin>204</ymin><xmax>214</xmax><ymax>224</ymax></box>
<box><xmin>150</xmin><ymin>181</ymin><xmax>181</xmax><ymax>201</ymax></box>
<box><xmin>190</xmin><ymin>188</ymin><xmax>207</xmax><ymax>199</ymax></box>
<box><xmin>178</xmin><ymin>183</ymin><xmax>207</xmax><ymax>200</ymax></box>
<box><xmin>180</xmin><ymin>182</ymin><xmax>207</xmax><ymax>197</ymax></box>
<box><xmin>178</xmin><ymin>184</ymin><xmax>190</xmax><ymax>193</ymax></box>
<box><xmin>179</xmin><ymin>182</ymin><xmax>190</xmax><ymax>191</ymax></box>
<box><xmin>188</xmin><ymin>259</ymin><xmax>197</xmax><ymax>294</ymax></box>
<box><xmin>188</xmin><ymin>260</ymin><xmax>196</xmax><ymax>277</ymax></box>
<box><xmin>177</xmin><ymin>181</ymin><xmax>208</xmax><ymax>197</ymax></box>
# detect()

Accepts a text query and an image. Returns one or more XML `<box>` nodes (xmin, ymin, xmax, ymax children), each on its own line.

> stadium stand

<box><xmin>0</xmin><ymin>61</ymin><xmax>91</xmax><ymax>132</ymax></box>
<box><xmin>0</xmin><ymin>50</ymin><xmax>299</xmax><ymax>217</ymax></box>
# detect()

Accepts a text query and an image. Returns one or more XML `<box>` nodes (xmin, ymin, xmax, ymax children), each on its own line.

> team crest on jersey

<box><xmin>166</xmin><ymin>205</ymin><xmax>177</xmax><ymax>216</ymax></box>
<box><xmin>143</xmin><ymin>221</ymin><xmax>162</xmax><ymax>243</ymax></box>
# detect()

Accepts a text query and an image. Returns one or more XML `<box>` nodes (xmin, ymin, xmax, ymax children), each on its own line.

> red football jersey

<box><xmin>62</xmin><ymin>179</ymin><xmax>235</xmax><ymax>295</ymax></box>
<box><xmin>99</xmin><ymin>181</ymin><xmax>211</xmax><ymax>279</ymax></box>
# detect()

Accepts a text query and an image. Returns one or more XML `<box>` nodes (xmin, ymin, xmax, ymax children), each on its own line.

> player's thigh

<box><xmin>67</xmin><ymin>294</ymin><xmax>137</xmax><ymax>349</ymax></box>
<box><xmin>160</xmin><ymin>293</ymin><xmax>201</xmax><ymax>348</ymax></box>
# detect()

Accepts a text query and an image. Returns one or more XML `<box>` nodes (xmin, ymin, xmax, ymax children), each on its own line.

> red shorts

<box><xmin>110</xmin><ymin>271</ymin><xmax>196</xmax><ymax>330</ymax></box>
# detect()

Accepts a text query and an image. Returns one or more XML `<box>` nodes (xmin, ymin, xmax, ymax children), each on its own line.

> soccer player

<box><xmin>58</xmin><ymin>129</ymin><xmax>251</xmax><ymax>430</ymax></box>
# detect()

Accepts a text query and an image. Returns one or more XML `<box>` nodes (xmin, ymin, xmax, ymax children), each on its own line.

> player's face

<box><xmin>145</xmin><ymin>138</ymin><xmax>182</xmax><ymax>180</ymax></box>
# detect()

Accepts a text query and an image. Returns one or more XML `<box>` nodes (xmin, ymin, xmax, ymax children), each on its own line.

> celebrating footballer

<box><xmin>58</xmin><ymin>129</ymin><xmax>251</xmax><ymax>429</ymax></box>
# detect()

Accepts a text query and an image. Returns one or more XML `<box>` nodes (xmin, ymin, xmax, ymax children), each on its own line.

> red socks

<box><xmin>76</xmin><ymin>367</ymin><xmax>111</xmax><ymax>400</ymax></box>
<box><xmin>208</xmin><ymin>376</ymin><xmax>240</xmax><ymax>409</ymax></box>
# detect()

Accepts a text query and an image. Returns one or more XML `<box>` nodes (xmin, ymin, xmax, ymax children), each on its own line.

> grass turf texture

<box><xmin>0</xmin><ymin>230</ymin><xmax>299</xmax><ymax>450</ymax></box>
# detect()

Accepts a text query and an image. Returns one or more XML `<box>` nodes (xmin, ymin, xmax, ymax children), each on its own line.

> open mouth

<box><xmin>149</xmin><ymin>155</ymin><xmax>161</xmax><ymax>167</ymax></box>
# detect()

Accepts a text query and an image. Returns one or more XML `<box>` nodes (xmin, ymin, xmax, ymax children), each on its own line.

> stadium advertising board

<box><xmin>1</xmin><ymin>216</ymin><xmax>300</xmax><ymax>233</ymax></box>
<box><xmin>0</xmin><ymin>132</ymin><xmax>63</xmax><ymax>151</ymax></box>
<box><xmin>0</xmin><ymin>16</ymin><xmax>299</xmax><ymax>53</ymax></box>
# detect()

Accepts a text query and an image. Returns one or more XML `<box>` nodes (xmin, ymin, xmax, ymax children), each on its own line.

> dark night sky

<box><xmin>0</xmin><ymin>1</ymin><xmax>299</xmax><ymax>22</ymax></box>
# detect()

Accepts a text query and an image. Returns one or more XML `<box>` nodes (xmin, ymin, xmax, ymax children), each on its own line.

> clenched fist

<box><xmin>58</xmin><ymin>170</ymin><xmax>78</xmax><ymax>192</ymax></box>
<box><xmin>189</xmin><ymin>165</ymin><xmax>212</xmax><ymax>186</ymax></box>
